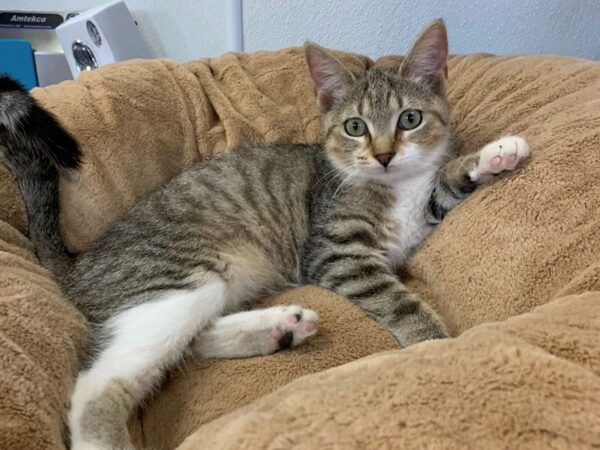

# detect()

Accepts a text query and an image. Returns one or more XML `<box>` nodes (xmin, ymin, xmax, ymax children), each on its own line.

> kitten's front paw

<box><xmin>267</xmin><ymin>305</ymin><xmax>319</xmax><ymax>351</ymax></box>
<box><xmin>389</xmin><ymin>306</ymin><xmax>449</xmax><ymax>347</ymax></box>
<box><xmin>471</xmin><ymin>135</ymin><xmax>530</xmax><ymax>180</ymax></box>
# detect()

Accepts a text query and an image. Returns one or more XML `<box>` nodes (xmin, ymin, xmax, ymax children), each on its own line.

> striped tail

<box><xmin>0</xmin><ymin>75</ymin><xmax>81</xmax><ymax>277</ymax></box>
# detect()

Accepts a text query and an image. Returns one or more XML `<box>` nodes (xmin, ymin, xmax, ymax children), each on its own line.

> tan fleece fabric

<box><xmin>0</xmin><ymin>164</ymin><xmax>27</xmax><ymax>235</ymax></box>
<box><xmin>0</xmin><ymin>221</ymin><xmax>86</xmax><ymax>450</ymax></box>
<box><xmin>180</xmin><ymin>291</ymin><xmax>600</xmax><ymax>450</ymax></box>
<box><xmin>0</xmin><ymin>49</ymin><xmax>597</xmax><ymax>449</ymax></box>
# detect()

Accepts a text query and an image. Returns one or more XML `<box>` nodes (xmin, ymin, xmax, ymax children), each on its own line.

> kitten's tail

<box><xmin>0</xmin><ymin>75</ymin><xmax>81</xmax><ymax>277</ymax></box>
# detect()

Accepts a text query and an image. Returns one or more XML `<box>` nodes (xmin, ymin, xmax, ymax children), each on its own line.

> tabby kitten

<box><xmin>0</xmin><ymin>20</ymin><xmax>529</xmax><ymax>450</ymax></box>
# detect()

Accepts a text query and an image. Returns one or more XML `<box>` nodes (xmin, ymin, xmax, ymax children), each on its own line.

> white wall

<box><xmin>2</xmin><ymin>0</ymin><xmax>599</xmax><ymax>61</ymax></box>
<box><xmin>243</xmin><ymin>0</ymin><xmax>600</xmax><ymax>59</ymax></box>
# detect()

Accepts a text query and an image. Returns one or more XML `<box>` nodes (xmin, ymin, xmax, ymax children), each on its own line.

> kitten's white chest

<box><xmin>386</xmin><ymin>173</ymin><xmax>436</xmax><ymax>268</ymax></box>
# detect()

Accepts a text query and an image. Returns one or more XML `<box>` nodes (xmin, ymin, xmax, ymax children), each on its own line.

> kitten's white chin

<box><xmin>356</xmin><ymin>164</ymin><xmax>431</xmax><ymax>186</ymax></box>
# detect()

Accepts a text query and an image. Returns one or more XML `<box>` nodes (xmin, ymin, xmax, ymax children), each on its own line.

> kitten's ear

<box><xmin>305</xmin><ymin>42</ymin><xmax>354</xmax><ymax>110</ymax></box>
<box><xmin>399</xmin><ymin>19</ymin><xmax>448</xmax><ymax>94</ymax></box>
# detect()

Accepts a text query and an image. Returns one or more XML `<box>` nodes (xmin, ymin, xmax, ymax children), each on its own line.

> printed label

<box><xmin>0</xmin><ymin>12</ymin><xmax>64</xmax><ymax>29</ymax></box>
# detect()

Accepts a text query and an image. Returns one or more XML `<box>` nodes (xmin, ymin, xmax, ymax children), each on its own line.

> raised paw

<box><xmin>471</xmin><ymin>135</ymin><xmax>530</xmax><ymax>180</ymax></box>
<box><xmin>268</xmin><ymin>305</ymin><xmax>319</xmax><ymax>351</ymax></box>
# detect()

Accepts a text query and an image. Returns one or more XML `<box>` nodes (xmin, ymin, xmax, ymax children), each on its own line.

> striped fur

<box><xmin>0</xmin><ymin>20</ymin><xmax>530</xmax><ymax>450</ymax></box>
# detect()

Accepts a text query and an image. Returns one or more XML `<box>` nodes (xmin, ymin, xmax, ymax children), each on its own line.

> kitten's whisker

<box><xmin>312</xmin><ymin>158</ymin><xmax>354</xmax><ymax>192</ymax></box>
<box><xmin>322</xmin><ymin>166</ymin><xmax>351</xmax><ymax>192</ymax></box>
<box><xmin>327</xmin><ymin>171</ymin><xmax>357</xmax><ymax>209</ymax></box>
<box><xmin>312</xmin><ymin>165</ymin><xmax>345</xmax><ymax>189</ymax></box>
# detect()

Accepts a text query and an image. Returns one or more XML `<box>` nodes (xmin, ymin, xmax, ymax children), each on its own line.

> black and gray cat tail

<box><xmin>0</xmin><ymin>75</ymin><xmax>81</xmax><ymax>276</ymax></box>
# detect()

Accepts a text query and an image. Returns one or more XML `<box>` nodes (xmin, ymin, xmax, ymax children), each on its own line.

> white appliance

<box><xmin>34</xmin><ymin>51</ymin><xmax>73</xmax><ymax>86</ymax></box>
<box><xmin>56</xmin><ymin>1</ymin><xmax>150</xmax><ymax>77</ymax></box>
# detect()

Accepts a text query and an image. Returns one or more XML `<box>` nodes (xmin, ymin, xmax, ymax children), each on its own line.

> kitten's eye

<box><xmin>344</xmin><ymin>118</ymin><xmax>367</xmax><ymax>137</ymax></box>
<box><xmin>398</xmin><ymin>109</ymin><xmax>422</xmax><ymax>130</ymax></box>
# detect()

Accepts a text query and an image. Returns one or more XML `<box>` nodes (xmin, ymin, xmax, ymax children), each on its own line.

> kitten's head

<box><xmin>306</xmin><ymin>20</ymin><xmax>451</xmax><ymax>184</ymax></box>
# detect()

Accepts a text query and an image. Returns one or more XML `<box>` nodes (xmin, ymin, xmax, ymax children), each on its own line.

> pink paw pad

<box><xmin>304</xmin><ymin>321</ymin><xmax>316</xmax><ymax>333</ymax></box>
<box><xmin>269</xmin><ymin>328</ymin><xmax>283</xmax><ymax>340</ymax></box>
<box><xmin>266</xmin><ymin>306</ymin><xmax>319</xmax><ymax>352</ymax></box>
<box><xmin>285</xmin><ymin>314</ymin><xmax>300</xmax><ymax>325</ymax></box>
<box><xmin>477</xmin><ymin>136</ymin><xmax>530</xmax><ymax>177</ymax></box>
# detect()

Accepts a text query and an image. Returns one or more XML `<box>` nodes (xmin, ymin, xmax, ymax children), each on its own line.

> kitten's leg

<box><xmin>319</xmin><ymin>258</ymin><xmax>447</xmax><ymax>347</ymax></box>
<box><xmin>193</xmin><ymin>305</ymin><xmax>319</xmax><ymax>359</ymax></box>
<box><xmin>429</xmin><ymin>135</ymin><xmax>530</xmax><ymax>221</ymax></box>
<box><xmin>69</xmin><ymin>279</ymin><xmax>227</xmax><ymax>450</ymax></box>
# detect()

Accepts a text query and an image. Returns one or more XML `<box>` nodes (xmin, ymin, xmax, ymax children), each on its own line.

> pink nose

<box><xmin>375</xmin><ymin>153</ymin><xmax>394</xmax><ymax>168</ymax></box>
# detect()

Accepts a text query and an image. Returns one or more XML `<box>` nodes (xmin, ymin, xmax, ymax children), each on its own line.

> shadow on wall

<box><xmin>242</xmin><ymin>0</ymin><xmax>600</xmax><ymax>60</ymax></box>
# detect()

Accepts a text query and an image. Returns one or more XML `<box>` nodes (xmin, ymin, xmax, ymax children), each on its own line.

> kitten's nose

<box><xmin>375</xmin><ymin>153</ymin><xmax>394</xmax><ymax>168</ymax></box>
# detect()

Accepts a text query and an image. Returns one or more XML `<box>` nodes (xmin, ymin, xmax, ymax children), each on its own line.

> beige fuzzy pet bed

<box><xmin>0</xmin><ymin>48</ymin><xmax>599</xmax><ymax>449</ymax></box>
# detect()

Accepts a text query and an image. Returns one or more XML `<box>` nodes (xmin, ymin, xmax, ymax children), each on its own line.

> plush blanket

<box><xmin>0</xmin><ymin>48</ymin><xmax>598</xmax><ymax>450</ymax></box>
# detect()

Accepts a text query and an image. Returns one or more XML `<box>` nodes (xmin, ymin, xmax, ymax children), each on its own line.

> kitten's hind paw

<box><xmin>194</xmin><ymin>305</ymin><xmax>319</xmax><ymax>359</ymax></box>
<box><xmin>269</xmin><ymin>305</ymin><xmax>319</xmax><ymax>350</ymax></box>
<box><xmin>470</xmin><ymin>135</ymin><xmax>530</xmax><ymax>181</ymax></box>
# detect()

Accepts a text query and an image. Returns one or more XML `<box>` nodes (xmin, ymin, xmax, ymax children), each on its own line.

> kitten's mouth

<box><xmin>368</xmin><ymin>164</ymin><xmax>399</xmax><ymax>174</ymax></box>
<box><xmin>356</xmin><ymin>161</ymin><xmax>420</xmax><ymax>184</ymax></box>
<box><xmin>355</xmin><ymin>164</ymin><xmax>397</xmax><ymax>180</ymax></box>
